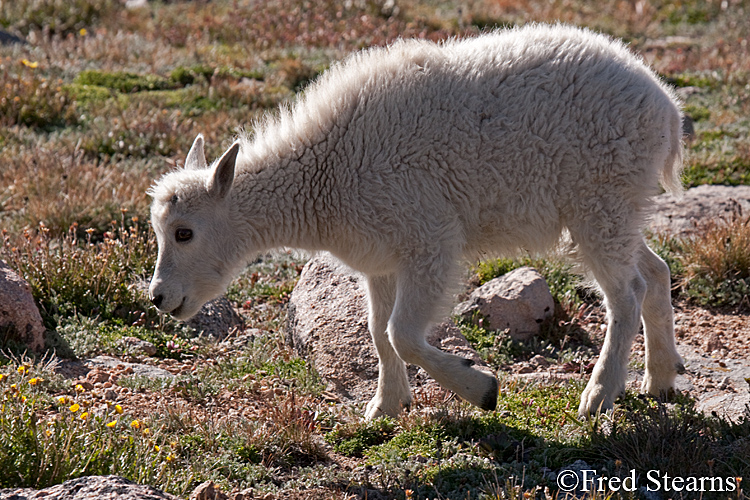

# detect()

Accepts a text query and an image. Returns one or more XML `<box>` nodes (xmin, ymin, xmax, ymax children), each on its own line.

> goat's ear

<box><xmin>185</xmin><ymin>134</ymin><xmax>208</xmax><ymax>170</ymax></box>
<box><xmin>208</xmin><ymin>142</ymin><xmax>239</xmax><ymax>199</ymax></box>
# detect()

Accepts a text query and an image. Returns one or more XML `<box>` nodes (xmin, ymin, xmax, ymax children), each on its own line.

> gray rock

<box><xmin>286</xmin><ymin>253</ymin><xmax>485</xmax><ymax>404</ymax></box>
<box><xmin>190</xmin><ymin>480</ymin><xmax>228</xmax><ymax>500</ymax></box>
<box><xmin>125</xmin><ymin>0</ymin><xmax>149</xmax><ymax>8</ymax></box>
<box><xmin>186</xmin><ymin>296</ymin><xmax>244</xmax><ymax>340</ymax></box>
<box><xmin>118</xmin><ymin>336</ymin><xmax>158</xmax><ymax>357</ymax></box>
<box><xmin>453</xmin><ymin>266</ymin><xmax>554</xmax><ymax>340</ymax></box>
<box><xmin>0</xmin><ymin>475</ymin><xmax>180</xmax><ymax>500</ymax></box>
<box><xmin>0</xmin><ymin>30</ymin><xmax>26</xmax><ymax>46</ymax></box>
<box><xmin>675</xmin><ymin>344</ymin><xmax>750</xmax><ymax>421</ymax></box>
<box><xmin>0</xmin><ymin>260</ymin><xmax>45</xmax><ymax>352</ymax></box>
<box><xmin>648</xmin><ymin>184</ymin><xmax>750</xmax><ymax>237</ymax></box>
<box><xmin>85</xmin><ymin>355</ymin><xmax>175</xmax><ymax>380</ymax></box>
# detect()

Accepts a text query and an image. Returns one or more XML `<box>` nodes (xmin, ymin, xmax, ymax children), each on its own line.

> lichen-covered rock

<box><xmin>0</xmin><ymin>260</ymin><xmax>45</xmax><ymax>352</ymax></box>
<box><xmin>649</xmin><ymin>184</ymin><xmax>750</xmax><ymax>237</ymax></box>
<box><xmin>286</xmin><ymin>253</ymin><xmax>485</xmax><ymax>404</ymax></box>
<box><xmin>190</xmin><ymin>480</ymin><xmax>228</xmax><ymax>500</ymax></box>
<box><xmin>454</xmin><ymin>266</ymin><xmax>554</xmax><ymax>340</ymax></box>
<box><xmin>186</xmin><ymin>296</ymin><xmax>244</xmax><ymax>340</ymax></box>
<box><xmin>0</xmin><ymin>475</ymin><xmax>180</xmax><ymax>500</ymax></box>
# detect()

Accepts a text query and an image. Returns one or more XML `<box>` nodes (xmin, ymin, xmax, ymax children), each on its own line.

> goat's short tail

<box><xmin>660</xmin><ymin>110</ymin><xmax>685</xmax><ymax>198</ymax></box>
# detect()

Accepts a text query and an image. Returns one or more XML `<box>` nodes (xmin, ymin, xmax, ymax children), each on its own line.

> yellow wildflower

<box><xmin>130</xmin><ymin>419</ymin><xmax>141</xmax><ymax>429</ymax></box>
<box><xmin>0</xmin><ymin>374</ymin><xmax>5</xmax><ymax>382</ymax></box>
<box><xmin>115</xmin><ymin>404</ymin><xmax>123</xmax><ymax>414</ymax></box>
<box><xmin>106</xmin><ymin>421</ymin><xmax>117</xmax><ymax>428</ymax></box>
<box><xmin>142</xmin><ymin>427</ymin><xmax>150</xmax><ymax>435</ymax></box>
<box><xmin>69</xmin><ymin>403</ymin><xmax>80</xmax><ymax>413</ymax></box>
<box><xmin>28</xmin><ymin>378</ymin><xmax>39</xmax><ymax>386</ymax></box>
<box><xmin>166</xmin><ymin>453</ymin><xmax>175</xmax><ymax>462</ymax></box>
<box><xmin>79</xmin><ymin>28</ymin><xmax>87</xmax><ymax>36</ymax></box>
<box><xmin>75</xmin><ymin>384</ymin><xmax>84</xmax><ymax>393</ymax></box>
<box><xmin>79</xmin><ymin>412</ymin><xmax>89</xmax><ymax>420</ymax></box>
<box><xmin>154</xmin><ymin>445</ymin><xmax>160</xmax><ymax>452</ymax></box>
<box><xmin>21</xmin><ymin>59</ymin><xmax>38</xmax><ymax>68</ymax></box>
<box><xmin>58</xmin><ymin>396</ymin><xmax>67</xmax><ymax>405</ymax></box>
<box><xmin>17</xmin><ymin>366</ymin><xmax>27</xmax><ymax>375</ymax></box>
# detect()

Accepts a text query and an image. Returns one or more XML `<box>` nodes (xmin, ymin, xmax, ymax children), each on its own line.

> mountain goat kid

<box><xmin>149</xmin><ymin>24</ymin><xmax>685</xmax><ymax>419</ymax></box>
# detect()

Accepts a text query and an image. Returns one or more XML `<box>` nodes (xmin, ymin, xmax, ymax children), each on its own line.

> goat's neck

<box><xmin>231</xmin><ymin>146</ymin><xmax>337</xmax><ymax>256</ymax></box>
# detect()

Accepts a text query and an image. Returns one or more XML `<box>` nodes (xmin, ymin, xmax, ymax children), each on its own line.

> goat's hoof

<box><xmin>480</xmin><ymin>376</ymin><xmax>499</xmax><ymax>411</ymax></box>
<box><xmin>577</xmin><ymin>385</ymin><xmax>615</xmax><ymax>418</ymax></box>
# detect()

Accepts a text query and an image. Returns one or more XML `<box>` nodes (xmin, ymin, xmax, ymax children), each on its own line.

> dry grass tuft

<box><xmin>678</xmin><ymin>206</ymin><xmax>750</xmax><ymax>307</ymax></box>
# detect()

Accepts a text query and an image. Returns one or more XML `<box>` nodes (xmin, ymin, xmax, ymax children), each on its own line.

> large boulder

<box><xmin>648</xmin><ymin>184</ymin><xmax>750</xmax><ymax>237</ymax></box>
<box><xmin>453</xmin><ymin>266</ymin><xmax>554</xmax><ymax>340</ymax></box>
<box><xmin>186</xmin><ymin>296</ymin><xmax>244</xmax><ymax>340</ymax></box>
<box><xmin>0</xmin><ymin>475</ymin><xmax>180</xmax><ymax>500</ymax></box>
<box><xmin>0</xmin><ymin>260</ymin><xmax>45</xmax><ymax>352</ymax></box>
<box><xmin>286</xmin><ymin>253</ymin><xmax>485</xmax><ymax>404</ymax></box>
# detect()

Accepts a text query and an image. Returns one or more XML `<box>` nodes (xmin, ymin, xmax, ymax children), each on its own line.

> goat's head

<box><xmin>148</xmin><ymin>134</ymin><xmax>240</xmax><ymax>319</ymax></box>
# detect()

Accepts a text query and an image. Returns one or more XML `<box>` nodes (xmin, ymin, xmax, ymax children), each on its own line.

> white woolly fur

<box><xmin>149</xmin><ymin>24</ymin><xmax>685</xmax><ymax>419</ymax></box>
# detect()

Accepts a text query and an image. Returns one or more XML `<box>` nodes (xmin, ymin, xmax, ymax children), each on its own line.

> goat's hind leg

<box><xmin>578</xmin><ymin>258</ymin><xmax>646</xmax><ymax>417</ymax></box>
<box><xmin>365</xmin><ymin>274</ymin><xmax>412</xmax><ymax>420</ymax></box>
<box><xmin>386</xmin><ymin>267</ymin><xmax>498</xmax><ymax>412</ymax></box>
<box><xmin>638</xmin><ymin>241</ymin><xmax>685</xmax><ymax>398</ymax></box>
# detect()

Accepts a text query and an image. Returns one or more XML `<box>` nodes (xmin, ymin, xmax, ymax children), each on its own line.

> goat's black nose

<box><xmin>151</xmin><ymin>294</ymin><xmax>164</xmax><ymax>308</ymax></box>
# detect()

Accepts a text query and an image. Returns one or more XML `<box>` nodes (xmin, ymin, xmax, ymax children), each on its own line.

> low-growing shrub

<box><xmin>0</xmin><ymin>63</ymin><xmax>77</xmax><ymax>129</ymax></box>
<box><xmin>0</xmin><ymin>0</ymin><xmax>118</xmax><ymax>35</ymax></box>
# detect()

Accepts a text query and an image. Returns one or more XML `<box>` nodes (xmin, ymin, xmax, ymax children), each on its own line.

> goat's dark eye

<box><xmin>175</xmin><ymin>228</ymin><xmax>193</xmax><ymax>242</ymax></box>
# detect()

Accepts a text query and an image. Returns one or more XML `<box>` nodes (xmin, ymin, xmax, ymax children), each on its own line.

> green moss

<box><xmin>683</xmin><ymin>157</ymin><xmax>750</xmax><ymax>187</ymax></box>
<box><xmin>683</xmin><ymin>103</ymin><xmax>711</xmax><ymax>122</ymax></box>
<box><xmin>664</xmin><ymin>0</ymin><xmax>720</xmax><ymax>25</ymax></box>
<box><xmin>667</xmin><ymin>72</ymin><xmax>719</xmax><ymax>89</ymax></box>
<box><xmin>495</xmin><ymin>381</ymin><xmax>583</xmax><ymax>438</ymax></box>
<box><xmin>75</xmin><ymin>70</ymin><xmax>175</xmax><ymax>93</ymax></box>
<box><xmin>169</xmin><ymin>64</ymin><xmax>265</xmax><ymax>86</ymax></box>
<box><xmin>169</xmin><ymin>65</ymin><xmax>215</xmax><ymax>86</ymax></box>
<box><xmin>326</xmin><ymin>417</ymin><xmax>396</xmax><ymax>457</ymax></box>
<box><xmin>62</xmin><ymin>83</ymin><xmax>113</xmax><ymax>105</ymax></box>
